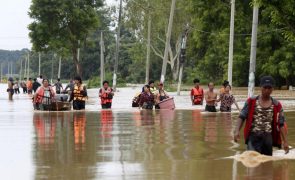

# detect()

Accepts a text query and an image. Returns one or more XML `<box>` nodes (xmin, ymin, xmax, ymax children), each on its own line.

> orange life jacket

<box><xmin>73</xmin><ymin>84</ymin><xmax>87</xmax><ymax>101</ymax></box>
<box><xmin>192</xmin><ymin>87</ymin><xmax>203</xmax><ymax>104</ymax></box>
<box><xmin>100</xmin><ymin>87</ymin><xmax>113</xmax><ymax>104</ymax></box>
<box><xmin>35</xmin><ymin>86</ymin><xmax>54</xmax><ymax>104</ymax></box>
<box><xmin>27</xmin><ymin>81</ymin><xmax>33</xmax><ymax>90</ymax></box>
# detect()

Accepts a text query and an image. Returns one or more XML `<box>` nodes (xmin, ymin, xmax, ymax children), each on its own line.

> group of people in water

<box><xmin>190</xmin><ymin>79</ymin><xmax>240</xmax><ymax>112</ymax></box>
<box><xmin>6</xmin><ymin>74</ymin><xmax>290</xmax><ymax>156</ymax></box>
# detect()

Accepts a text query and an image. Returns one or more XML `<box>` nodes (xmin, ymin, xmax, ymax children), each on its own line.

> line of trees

<box><xmin>2</xmin><ymin>0</ymin><xmax>294</xmax><ymax>87</ymax></box>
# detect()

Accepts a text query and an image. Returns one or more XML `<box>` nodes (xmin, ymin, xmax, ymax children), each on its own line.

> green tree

<box><xmin>28</xmin><ymin>0</ymin><xmax>103</xmax><ymax>77</ymax></box>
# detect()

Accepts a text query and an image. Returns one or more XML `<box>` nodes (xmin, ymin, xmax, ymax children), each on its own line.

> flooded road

<box><xmin>0</xmin><ymin>84</ymin><xmax>295</xmax><ymax>179</ymax></box>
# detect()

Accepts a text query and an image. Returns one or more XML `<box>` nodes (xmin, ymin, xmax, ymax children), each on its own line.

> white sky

<box><xmin>0</xmin><ymin>0</ymin><xmax>117</xmax><ymax>51</ymax></box>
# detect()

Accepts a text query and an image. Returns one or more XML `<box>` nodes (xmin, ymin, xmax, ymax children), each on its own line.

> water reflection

<box><xmin>31</xmin><ymin>111</ymin><xmax>295</xmax><ymax>180</ymax></box>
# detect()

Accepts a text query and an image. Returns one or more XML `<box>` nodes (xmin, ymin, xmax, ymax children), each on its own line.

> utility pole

<box><xmin>160</xmin><ymin>0</ymin><xmax>176</xmax><ymax>83</ymax></box>
<box><xmin>27</xmin><ymin>53</ymin><xmax>30</xmax><ymax>79</ymax></box>
<box><xmin>10</xmin><ymin>61</ymin><xmax>13</xmax><ymax>77</ymax></box>
<box><xmin>228</xmin><ymin>0</ymin><xmax>235</xmax><ymax>86</ymax></box>
<box><xmin>113</xmin><ymin>0</ymin><xmax>123</xmax><ymax>91</ymax></box>
<box><xmin>145</xmin><ymin>10</ymin><xmax>152</xmax><ymax>84</ymax></box>
<box><xmin>38</xmin><ymin>52</ymin><xmax>41</xmax><ymax>75</ymax></box>
<box><xmin>58</xmin><ymin>56</ymin><xmax>61</xmax><ymax>79</ymax></box>
<box><xmin>24</xmin><ymin>57</ymin><xmax>27</xmax><ymax>79</ymax></box>
<box><xmin>20</xmin><ymin>59</ymin><xmax>22</xmax><ymax>81</ymax></box>
<box><xmin>0</xmin><ymin>63</ymin><xmax>2</xmax><ymax>82</ymax></box>
<box><xmin>100</xmin><ymin>31</ymin><xmax>105</xmax><ymax>87</ymax></box>
<box><xmin>51</xmin><ymin>53</ymin><xmax>56</xmax><ymax>84</ymax></box>
<box><xmin>248</xmin><ymin>6</ymin><xmax>259</xmax><ymax>97</ymax></box>
<box><xmin>177</xmin><ymin>28</ymin><xmax>189</xmax><ymax>95</ymax></box>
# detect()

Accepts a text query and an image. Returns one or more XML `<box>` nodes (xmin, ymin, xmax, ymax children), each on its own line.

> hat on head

<box><xmin>260</xmin><ymin>76</ymin><xmax>274</xmax><ymax>87</ymax></box>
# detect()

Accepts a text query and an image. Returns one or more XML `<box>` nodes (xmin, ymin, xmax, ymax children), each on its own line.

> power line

<box><xmin>189</xmin><ymin>26</ymin><xmax>286</xmax><ymax>36</ymax></box>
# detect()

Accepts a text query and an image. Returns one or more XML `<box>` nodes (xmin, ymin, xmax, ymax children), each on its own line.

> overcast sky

<box><xmin>0</xmin><ymin>0</ymin><xmax>117</xmax><ymax>51</ymax></box>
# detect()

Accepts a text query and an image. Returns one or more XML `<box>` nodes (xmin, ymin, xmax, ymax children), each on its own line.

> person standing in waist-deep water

<box><xmin>32</xmin><ymin>78</ymin><xmax>41</xmax><ymax>93</ymax></box>
<box><xmin>234</xmin><ymin>76</ymin><xmax>289</xmax><ymax>155</ymax></box>
<box><xmin>13</xmin><ymin>79</ymin><xmax>20</xmax><ymax>94</ymax></box>
<box><xmin>70</xmin><ymin>76</ymin><xmax>87</xmax><ymax>110</ymax></box>
<box><xmin>155</xmin><ymin>83</ymin><xmax>169</xmax><ymax>109</ymax></box>
<box><xmin>218</xmin><ymin>84</ymin><xmax>240</xmax><ymax>112</ymax></box>
<box><xmin>191</xmin><ymin>79</ymin><xmax>204</xmax><ymax>105</ymax></box>
<box><xmin>99</xmin><ymin>81</ymin><xmax>114</xmax><ymax>109</ymax></box>
<box><xmin>54</xmin><ymin>78</ymin><xmax>63</xmax><ymax>94</ymax></box>
<box><xmin>205</xmin><ymin>82</ymin><xmax>217</xmax><ymax>112</ymax></box>
<box><xmin>149</xmin><ymin>80</ymin><xmax>157</xmax><ymax>95</ymax></box>
<box><xmin>7</xmin><ymin>77</ymin><xmax>14</xmax><ymax>100</ymax></box>
<box><xmin>21</xmin><ymin>78</ymin><xmax>27</xmax><ymax>94</ymax></box>
<box><xmin>33</xmin><ymin>79</ymin><xmax>55</xmax><ymax>110</ymax></box>
<box><xmin>27</xmin><ymin>78</ymin><xmax>33</xmax><ymax>94</ymax></box>
<box><xmin>139</xmin><ymin>85</ymin><xmax>154</xmax><ymax>109</ymax></box>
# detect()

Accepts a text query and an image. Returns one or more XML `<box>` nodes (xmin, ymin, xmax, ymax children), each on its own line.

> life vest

<box><xmin>35</xmin><ymin>86</ymin><xmax>54</xmax><ymax>104</ymax></box>
<box><xmin>150</xmin><ymin>87</ymin><xmax>157</xmax><ymax>95</ymax></box>
<box><xmin>243</xmin><ymin>96</ymin><xmax>287</xmax><ymax>148</ymax></box>
<box><xmin>100</xmin><ymin>87</ymin><xmax>113</xmax><ymax>104</ymax></box>
<box><xmin>192</xmin><ymin>87</ymin><xmax>203</xmax><ymax>104</ymax></box>
<box><xmin>73</xmin><ymin>84</ymin><xmax>87</xmax><ymax>101</ymax></box>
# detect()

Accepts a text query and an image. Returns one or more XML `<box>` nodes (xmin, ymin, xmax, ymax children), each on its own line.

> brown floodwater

<box><xmin>0</xmin><ymin>85</ymin><xmax>295</xmax><ymax>179</ymax></box>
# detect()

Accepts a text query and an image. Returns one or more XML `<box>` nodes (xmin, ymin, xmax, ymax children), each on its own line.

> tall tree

<box><xmin>28</xmin><ymin>0</ymin><xmax>103</xmax><ymax>77</ymax></box>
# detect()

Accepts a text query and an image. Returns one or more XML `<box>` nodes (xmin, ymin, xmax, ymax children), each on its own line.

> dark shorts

<box><xmin>247</xmin><ymin>132</ymin><xmax>273</xmax><ymax>156</ymax></box>
<box><xmin>102</xmin><ymin>103</ymin><xmax>112</xmax><ymax>109</ymax></box>
<box><xmin>205</xmin><ymin>105</ymin><xmax>217</xmax><ymax>112</ymax></box>
<box><xmin>73</xmin><ymin>100</ymin><xmax>85</xmax><ymax>110</ymax></box>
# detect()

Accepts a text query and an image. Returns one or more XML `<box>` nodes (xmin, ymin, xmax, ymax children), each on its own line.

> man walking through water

<box><xmin>234</xmin><ymin>76</ymin><xmax>289</xmax><ymax>155</ymax></box>
<box><xmin>191</xmin><ymin>79</ymin><xmax>204</xmax><ymax>105</ymax></box>
<box><xmin>205</xmin><ymin>82</ymin><xmax>217</xmax><ymax>112</ymax></box>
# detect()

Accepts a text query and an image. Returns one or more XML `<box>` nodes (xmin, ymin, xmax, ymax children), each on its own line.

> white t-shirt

<box><xmin>37</xmin><ymin>78</ymin><xmax>43</xmax><ymax>85</ymax></box>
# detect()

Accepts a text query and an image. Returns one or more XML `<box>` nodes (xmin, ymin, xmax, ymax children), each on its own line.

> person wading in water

<box><xmin>234</xmin><ymin>76</ymin><xmax>289</xmax><ymax>155</ymax></box>
<box><xmin>155</xmin><ymin>83</ymin><xmax>169</xmax><ymax>109</ymax></box>
<box><xmin>33</xmin><ymin>79</ymin><xmax>55</xmax><ymax>110</ymax></box>
<box><xmin>70</xmin><ymin>76</ymin><xmax>87</xmax><ymax>110</ymax></box>
<box><xmin>204</xmin><ymin>82</ymin><xmax>217</xmax><ymax>112</ymax></box>
<box><xmin>191</xmin><ymin>79</ymin><xmax>204</xmax><ymax>105</ymax></box>
<box><xmin>218</xmin><ymin>84</ymin><xmax>240</xmax><ymax>112</ymax></box>
<box><xmin>139</xmin><ymin>85</ymin><xmax>154</xmax><ymax>109</ymax></box>
<box><xmin>99</xmin><ymin>81</ymin><xmax>114</xmax><ymax>109</ymax></box>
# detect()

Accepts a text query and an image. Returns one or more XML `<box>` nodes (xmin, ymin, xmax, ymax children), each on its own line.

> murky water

<box><xmin>0</xmin><ymin>84</ymin><xmax>295</xmax><ymax>179</ymax></box>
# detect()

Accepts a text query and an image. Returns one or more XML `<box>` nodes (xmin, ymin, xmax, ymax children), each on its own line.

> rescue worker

<box><xmin>99</xmin><ymin>80</ymin><xmax>114</xmax><ymax>109</ymax></box>
<box><xmin>33</xmin><ymin>79</ymin><xmax>55</xmax><ymax>110</ymax></box>
<box><xmin>70</xmin><ymin>76</ymin><xmax>87</xmax><ymax>110</ymax></box>
<box><xmin>234</xmin><ymin>76</ymin><xmax>289</xmax><ymax>155</ymax></box>
<box><xmin>190</xmin><ymin>79</ymin><xmax>204</xmax><ymax>105</ymax></box>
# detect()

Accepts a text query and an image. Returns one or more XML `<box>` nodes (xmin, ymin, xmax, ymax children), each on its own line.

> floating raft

<box><xmin>158</xmin><ymin>97</ymin><xmax>175</xmax><ymax>110</ymax></box>
<box><xmin>51</xmin><ymin>101</ymin><xmax>71</xmax><ymax>111</ymax></box>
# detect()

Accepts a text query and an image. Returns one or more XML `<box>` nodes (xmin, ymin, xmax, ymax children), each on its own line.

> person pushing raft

<box><xmin>33</xmin><ymin>79</ymin><xmax>55</xmax><ymax>110</ymax></box>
